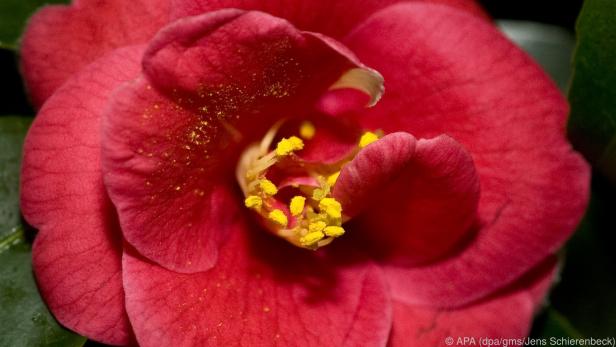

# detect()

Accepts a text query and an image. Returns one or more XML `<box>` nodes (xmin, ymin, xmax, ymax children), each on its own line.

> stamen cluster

<box><xmin>236</xmin><ymin>120</ymin><xmax>380</xmax><ymax>250</ymax></box>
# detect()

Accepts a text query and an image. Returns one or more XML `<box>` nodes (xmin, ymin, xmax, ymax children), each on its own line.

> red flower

<box><xmin>20</xmin><ymin>1</ymin><xmax>590</xmax><ymax>346</ymax></box>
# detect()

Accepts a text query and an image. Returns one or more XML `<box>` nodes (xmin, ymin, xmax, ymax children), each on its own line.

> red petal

<box><xmin>334</xmin><ymin>132</ymin><xmax>416</xmax><ymax>218</ymax></box>
<box><xmin>102</xmin><ymin>76</ymin><xmax>240</xmax><ymax>274</ymax></box>
<box><xmin>122</xmin><ymin>221</ymin><xmax>392</xmax><ymax>347</ymax></box>
<box><xmin>276</xmin><ymin>116</ymin><xmax>362</xmax><ymax>164</ymax></box>
<box><xmin>171</xmin><ymin>0</ymin><xmax>488</xmax><ymax>38</ymax></box>
<box><xmin>20</xmin><ymin>47</ymin><xmax>144</xmax><ymax>345</ymax></box>
<box><xmin>102</xmin><ymin>10</ymin><xmax>374</xmax><ymax>274</ymax></box>
<box><xmin>20</xmin><ymin>0</ymin><xmax>170</xmax><ymax>107</ymax></box>
<box><xmin>343</xmin><ymin>3</ymin><xmax>590</xmax><ymax>307</ymax></box>
<box><xmin>388</xmin><ymin>258</ymin><xmax>557</xmax><ymax>346</ymax></box>
<box><xmin>334</xmin><ymin>133</ymin><xmax>480</xmax><ymax>266</ymax></box>
<box><xmin>316</xmin><ymin>89</ymin><xmax>373</xmax><ymax>117</ymax></box>
<box><xmin>142</xmin><ymin>10</ymin><xmax>365</xmax><ymax>101</ymax></box>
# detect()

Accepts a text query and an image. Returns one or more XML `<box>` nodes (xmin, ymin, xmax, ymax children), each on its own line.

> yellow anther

<box><xmin>276</xmin><ymin>136</ymin><xmax>304</xmax><ymax>156</ymax></box>
<box><xmin>299</xmin><ymin>121</ymin><xmax>316</xmax><ymax>140</ymax></box>
<box><xmin>326</xmin><ymin>171</ymin><xmax>340</xmax><ymax>187</ymax></box>
<box><xmin>300</xmin><ymin>231</ymin><xmax>325</xmax><ymax>246</ymax></box>
<box><xmin>289</xmin><ymin>196</ymin><xmax>306</xmax><ymax>216</ymax></box>
<box><xmin>324</xmin><ymin>226</ymin><xmax>345</xmax><ymax>237</ymax></box>
<box><xmin>244</xmin><ymin>195</ymin><xmax>262</xmax><ymax>209</ymax></box>
<box><xmin>259</xmin><ymin>179</ymin><xmax>278</xmax><ymax>196</ymax></box>
<box><xmin>268</xmin><ymin>209</ymin><xmax>288</xmax><ymax>227</ymax></box>
<box><xmin>319</xmin><ymin>198</ymin><xmax>342</xmax><ymax>219</ymax></box>
<box><xmin>308</xmin><ymin>221</ymin><xmax>327</xmax><ymax>233</ymax></box>
<box><xmin>289</xmin><ymin>136</ymin><xmax>303</xmax><ymax>147</ymax></box>
<box><xmin>312</xmin><ymin>188</ymin><xmax>328</xmax><ymax>201</ymax></box>
<box><xmin>359</xmin><ymin>131</ymin><xmax>379</xmax><ymax>148</ymax></box>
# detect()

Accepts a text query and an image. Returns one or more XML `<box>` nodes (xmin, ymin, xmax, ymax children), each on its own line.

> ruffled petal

<box><xmin>343</xmin><ymin>3</ymin><xmax>590</xmax><ymax>307</ymax></box>
<box><xmin>122</xmin><ymin>221</ymin><xmax>391</xmax><ymax>347</ymax></box>
<box><xmin>102</xmin><ymin>10</ymin><xmax>379</xmax><ymax>273</ymax></box>
<box><xmin>20</xmin><ymin>47</ymin><xmax>145</xmax><ymax>345</ymax></box>
<box><xmin>334</xmin><ymin>133</ymin><xmax>480</xmax><ymax>266</ymax></box>
<box><xmin>388</xmin><ymin>258</ymin><xmax>557</xmax><ymax>346</ymax></box>
<box><xmin>171</xmin><ymin>0</ymin><xmax>488</xmax><ymax>38</ymax></box>
<box><xmin>20</xmin><ymin>0</ymin><xmax>170</xmax><ymax>107</ymax></box>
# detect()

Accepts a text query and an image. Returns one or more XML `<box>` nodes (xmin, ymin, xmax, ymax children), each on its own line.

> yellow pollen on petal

<box><xmin>299</xmin><ymin>121</ymin><xmax>316</xmax><ymax>140</ymax></box>
<box><xmin>359</xmin><ymin>131</ymin><xmax>379</xmax><ymax>148</ymax></box>
<box><xmin>275</xmin><ymin>136</ymin><xmax>304</xmax><ymax>156</ymax></box>
<box><xmin>259</xmin><ymin>179</ymin><xmax>278</xmax><ymax>196</ymax></box>
<box><xmin>244</xmin><ymin>195</ymin><xmax>262</xmax><ymax>209</ymax></box>
<box><xmin>326</xmin><ymin>171</ymin><xmax>340</xmax><ymax>187</ymax></box>
<box><xmin>319</xmin><ymin>198</ymin><xmax>342</xmax><ymax>219</ymax></box>
<box><xmin>300</xmin><ymin>231</ymin><xmax>325</xmax><ymax>246</ymax></box>
<box><xmin>324</xmin><ymin>226</ymin><xmax>345</xmax><ymax>237</ymax></box>
<box><xmin>268</xmin><ymin>209</ymin><xmax>288</xmax><ymax>227</ymax></box>
<box><xmin>308</xmin><ymin>221</ymin><xmax>327</xmax><ymax>233</ymax></box>
<box><xmin>289</xmin><ymin>196</ymin><xmax>306</xmax><ymax>216</ymax></box>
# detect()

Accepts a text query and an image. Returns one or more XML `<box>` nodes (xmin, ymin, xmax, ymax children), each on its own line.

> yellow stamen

<box><xmin>324</xmin><ymin>226</ymin><xmax>345</xmax><ymax>237</ymax></box>
<box><xmin>300</xmin><ymin>231</ymin><xmax>325</xmax><ymax>246</ymax></box>
<box><xmin>268</xmin><ymin>209</ymin><xmax>288</xmax><ymax>227</ymax></box>
<box><xmin>319</xmin><ymin>198</ymin><xmax>342</xmax><ymax>219</ymax></box>
<box><xmin>259</xmin><ymin>179</ymin><xmax>278</xmax><ymax>196</ymax></box>
<box><xmin>276</xmin><ymin>136</ymin><xmax>304</xmax><ymax>156</ymax></box>
<box><xmin>308</xmin><ymin>221</ymin><xmax>327</xmax><ymax>233</ymax></box>
<box><xmin>359</xmin><ymin>131</ymin><xmax>379</xmax><ymax>148</ymax></box>
<box><xmin>237</xmin><ymin>120</ymin><xmax>357</xmax><ymax>250</ymax></box>
<box><xmin>289</xmin><ymin>196</ymin><xmax>306</xmax><ymax>216</ymax></box>
<box><xmin>326</xmin><ymin>171</ymin><xmax>340</xmax><ymax>187</ymax></box>
<box><xmin>312</xmin><ymin>187</ymin><xmax>328</xmax><ymax>201</ymax></box>
<box><xmin>244</xmin><ymin>195</ymin><xmax>262</xmax><ymax>209</ymax></box>
<box><xmin>299</xmin><ymin>121</ymin><xmax>315</xmax><ymax>140</ymax></box>
<box><xmin>289</xmin><ymin>136</ymin><xmax>303</xmax><ymax>147</ymax></box>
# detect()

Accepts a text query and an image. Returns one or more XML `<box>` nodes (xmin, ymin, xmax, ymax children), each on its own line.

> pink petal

<box><xmin>343</xmin><ymin>3</ymin><xmax>590</xmax><ymax>307</ymax></box>
<box><xmin>122</xmin><ymin>221</ymin><xmax>391</xmax><ymax>347</ymax></box>
<box><xmin>102</xmin><ymin>10</ymin><xmax>375</xmax><ymax>274</ymax></box>
<box><xmin>20</xmin><ymin>47</ymin><xmax>145</xmax><ymax>345</ymax></box>
<box><xmin>171</xmin><ymin>0</ymin><xmax>489</xmax><ymax>38</ymax></box>
<box><xmin>20</xmin><ymin>0</ymin><xmax>170</xmax><ymax>108</ymax></box>
<box><xmin>334</xmin><ymin>132</ymin><xmax>480</xmax><ymax>266</ymax></box>
<box><xmin>388</xmin><ymin>258</ymin><xmax>557</xmax><ymax>346</ymax></box>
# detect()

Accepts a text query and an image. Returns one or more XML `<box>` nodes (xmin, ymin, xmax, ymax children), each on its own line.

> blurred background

<box><xmin>1</xmin><ymin>0</ymin><xmax>614</xmax><ymax>345</ymax></box>
<box><xmin>481</xmin><ymin>0</ymin><xmax>582</xmax><ymax>27</ymax></box>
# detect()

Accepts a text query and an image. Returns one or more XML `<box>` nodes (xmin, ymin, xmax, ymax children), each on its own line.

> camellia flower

<box><xmin>19</xmin><ymin>0</ymin><xmax>590</xmax><ymax>346</ymax></box>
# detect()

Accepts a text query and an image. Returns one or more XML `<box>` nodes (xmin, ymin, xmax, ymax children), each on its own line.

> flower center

<box><xmin>236</xmin><ymin>120</ymin><xmax>379</xmax><ymax>250</ymax></box>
